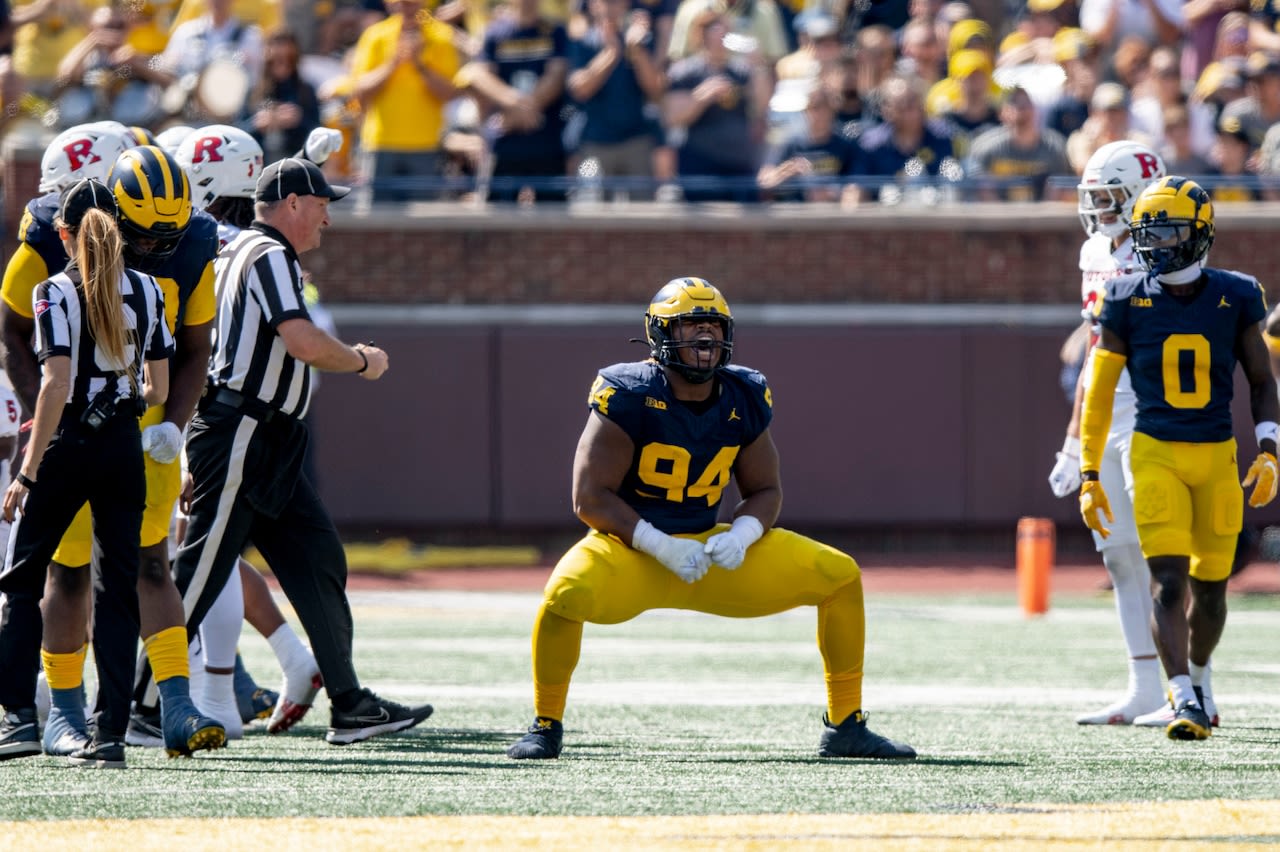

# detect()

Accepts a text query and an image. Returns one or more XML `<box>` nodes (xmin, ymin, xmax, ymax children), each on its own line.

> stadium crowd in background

<box><xmin>4</xmin><ymin>1</ymin><xmax>1280</xmax><ymax>202</ymax></box>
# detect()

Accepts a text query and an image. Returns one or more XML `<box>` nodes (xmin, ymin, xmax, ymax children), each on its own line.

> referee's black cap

<box><xmin>256</xmin><ymin>158</ymin><xmax>351</xmax><ymax>203</ymax></box>
<box><xmin>58</xmin><ymin>178</ymin><xmax>120</xmax><ymax>229</ymax></box>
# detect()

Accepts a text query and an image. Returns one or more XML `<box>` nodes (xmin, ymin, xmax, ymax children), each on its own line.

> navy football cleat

<box><xmin>818</xmin><ymin>711</ymin><xmax>917</xmax><ymax>759</ymax></box>
<box><xmin>1166</xmin><ymin>700</ymin><xmax>1212</xmax><ymax>741</ymax></box>
<box><xmin>165</xmin><ymin>708</ymin><xmax>227</xmax><ymax>757</ymax></box>
<box><xmin>507</xmin><ymin>717</ymin><xmax>563</xmax><ymax>760</ymax></box>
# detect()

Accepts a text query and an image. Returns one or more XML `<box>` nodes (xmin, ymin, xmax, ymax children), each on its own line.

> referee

<box><xmin>172</xmin><ymin>157</ymin><xmax>433</xmax><ymax>745</ymax></box>
<box><xmin>0</xmin><ymin>179</ymin><xmax>173</xmax><ymax>767</ymax></box>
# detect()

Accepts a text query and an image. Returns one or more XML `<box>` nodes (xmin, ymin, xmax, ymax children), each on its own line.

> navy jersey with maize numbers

<box><xmin>1098</xmin><ymin>268</ymin><xmax>1267</xmax><ymax>443</ymax></box>
<box><xmin>588</xmin><ymin>361</ymin><xmax>773</xmax><ymax>534</ymax></box>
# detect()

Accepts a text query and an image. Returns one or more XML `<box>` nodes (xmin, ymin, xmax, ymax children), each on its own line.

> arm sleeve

<box><xmin>1079</xmin><ymin>347</ymin><xmax>1126</xmax><ymax>472</ymax></box>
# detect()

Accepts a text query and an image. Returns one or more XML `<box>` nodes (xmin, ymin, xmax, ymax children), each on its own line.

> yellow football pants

<box><xmin>530</xmin><ymin>524</ymin><xmax>867</xmax><ymax>723</ymax></box>
<box><xmin>1129</xmin><ymin>432</ymin><xmax>1241</xmax><ymax>582</ymax></box>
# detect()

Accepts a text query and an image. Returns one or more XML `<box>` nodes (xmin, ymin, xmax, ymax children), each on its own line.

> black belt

<box><xmin>203</xmin><ymin>385</ymin><xmax>293</xmax><ymax>423</ymax></box>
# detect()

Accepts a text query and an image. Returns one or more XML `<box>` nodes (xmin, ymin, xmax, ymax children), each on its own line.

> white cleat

<box><xmin>267</xmin><ymin>671</ymin><xmax>323</xmax><ymax>734</ymax></box>
<box><xmin>1076</xmin><ymin>693</ymin><xmax>1168</xmax><ymax>725</ymax></box>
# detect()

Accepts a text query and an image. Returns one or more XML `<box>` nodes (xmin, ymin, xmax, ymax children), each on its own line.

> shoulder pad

<box><xmin>597</xmin><ymin>361</ymin><xmax>661</xmax><ymax>394</ymax></box>
<box><xmin>182</xmin><ymin>209</ymin><xmax>221</xmax><ymax>256</ymax></box>
<box><xmin>1104</xmin><ymin>271</ymin><xmax>1147</xmax><ymax>301</ymax></box>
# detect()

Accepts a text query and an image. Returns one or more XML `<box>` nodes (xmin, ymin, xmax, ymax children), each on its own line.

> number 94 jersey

<box><xmin>588</xmin><ymin>361</ymin><xmax>773</xmax><ymax>535</ymax></box>
<box><xmin>1098</xmin><ymin>268</ymin><xmax>1267</xmax><ymax>443</ymax></box>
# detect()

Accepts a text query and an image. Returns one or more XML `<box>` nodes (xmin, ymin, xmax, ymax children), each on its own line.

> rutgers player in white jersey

<box><xmin>171</xmin><ymin>125</ymin><xmax>342</xmax><ymax>737</ymax></box>
<box><xmin>1048</xmin><ymin>140</ymin><xmax>1175</xmax><ymax>726</ymax></box>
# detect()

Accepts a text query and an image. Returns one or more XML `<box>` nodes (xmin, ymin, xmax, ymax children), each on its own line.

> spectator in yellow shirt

<box><xmin>350</xmin><ymin>0</ymin><xmax>460</xmax><ymax>202</ymax></box>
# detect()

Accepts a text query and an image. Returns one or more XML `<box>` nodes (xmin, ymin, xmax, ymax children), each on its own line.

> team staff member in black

<box><xmin>0</xmin><ymin>179</ymin><xmax>173</xmax><ymax>767</ymax></box>
<box><xmin>175</xmin><ymin>157</ymin><xmax>433</xmax><ymax>745</ymax></box>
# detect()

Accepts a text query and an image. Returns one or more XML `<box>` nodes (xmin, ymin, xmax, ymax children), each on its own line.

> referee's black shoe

<box><xmin>0</xmin><ymin>707</ymin><xmax>40</xmax><ymax>760</ymax></box>
<box><xmin>325</xmin><ymin>689</ymin><xmax>433</xmax><ymax>745</ymax></box>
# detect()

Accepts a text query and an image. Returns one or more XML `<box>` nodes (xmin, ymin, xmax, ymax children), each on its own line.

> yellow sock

<box><xmin>531</xmin><ymin>606</ymin><xmax>583</xmax><ymax>721</ymax></box>
<box><xmin>144</xmin><ymin>626</ymin><xmax>190</xmax><ymax>682</ymax></box>
<box><xmin>817</xmin><ymin>579</ymin><xmax>865</xmax><ymax>726</ymax></box>
<box><xmin>41</xmin><ymin>645</ymin><xmax>87</xmax><ymax>691</ymax></box>
<box><xmin>824</xmin><ymin>673</ymin><xmax>864</xmax><ymax>726</ymax></box>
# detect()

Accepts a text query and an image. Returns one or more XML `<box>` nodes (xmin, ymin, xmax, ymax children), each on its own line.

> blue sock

<box><xmin>232</xmin><ymin>653</ymin><xmax>256</xmax><ymax>698</ymax></box>
<box><xmin>157</xmin><ymin>676</ymin><xmax>194</xmax><ymax>717</ymax></box>
<box><xmin>43</xmin><ymin>686</ymin><xmax>88</xmax><ymax>753</ymax></box>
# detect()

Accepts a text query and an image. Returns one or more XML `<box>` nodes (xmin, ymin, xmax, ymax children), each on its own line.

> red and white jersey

<box><xmin>0</xmin><ymin>368</ymin><xmax>20</xmax><ymax>440</ymax></box>
<box><xmin>1079</xmin><ymin>232</ymin><xmax>1141</xmax><ymax>434</ymax></box>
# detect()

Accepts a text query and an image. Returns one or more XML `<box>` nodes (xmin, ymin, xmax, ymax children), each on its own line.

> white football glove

<box><xmin>304</xmin><ymin>127</ymin><xmax>343</xmax><ymax>165</ymax></box>
<box><xmin>141</xmin><ymin>421</ymin><xmax>183</xmax><ymax>465</ymax></box>
<box><xmin>1048</xmin><ymin>435</ymin><xmax>1082</xmax><ymax>498</ymax></box>
<box><xmin>703</xmin><ymin>515</ymin><xmax>764</xmax><ymax>569</ymax></box>
<box><xmin>633</xmin><ymin>519</ymin><xmax>710</xmax><ymax>583</ymax></box>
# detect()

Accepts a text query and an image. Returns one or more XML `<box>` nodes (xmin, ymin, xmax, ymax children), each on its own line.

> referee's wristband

<box><xmin>354</xmin><ymin>347</ymin><xmax>368</xmax><ymax>374</ymax></box>
<box><xmin>15</xmin><ymin>472</ymin><xmax>35</xmax><ymax>489</ymax></box>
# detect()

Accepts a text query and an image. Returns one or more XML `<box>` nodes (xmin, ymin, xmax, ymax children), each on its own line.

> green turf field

<box><xmin>2</xmin><ymin>587</ymin><xmax>1278</xmax><ymax>847</ymax></box>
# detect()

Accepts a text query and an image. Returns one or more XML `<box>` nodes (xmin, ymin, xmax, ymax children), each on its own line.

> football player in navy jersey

<box><xmin>1079</xmin><ymin>176</ymin><xmax>1280</xmax><ymax>742</ymax></box>
<box><xmin>0</xmin><ymin>145</ymin><xmax>227</xmax><ymax>758</ymax></box>
<box><xmin>506</xmin><ymin>277</ymin><xmax>916</xmax><ymax>761</ymax></box>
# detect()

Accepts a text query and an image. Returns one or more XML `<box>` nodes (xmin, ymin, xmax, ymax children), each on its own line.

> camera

<box><xmin>81</xmin><ymin>390</ymin><xmax>118</xmax><ymax>431</ymax></box>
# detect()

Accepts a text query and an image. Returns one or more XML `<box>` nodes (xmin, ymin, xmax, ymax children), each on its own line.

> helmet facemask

<box><xmin>1077</xmin><ymin>184</ymin><xmax>1132</xmax><ymax>239</ymax></box>
<box><xmin>647</xmin><ymin>312</ymin><xmax>734</xmax><ymax>384</ymax></box>
<box><xmin>1131</xmin><ymin>217</ymin><xmax>1213</xmax><ymax>277</ymax></box>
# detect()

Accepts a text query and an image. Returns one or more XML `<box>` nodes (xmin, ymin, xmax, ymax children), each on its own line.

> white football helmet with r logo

<box><xmin>1077</xmin><ymin>140</ymin><xmax>1166</xmax><ymax>240</ymax></box>
<box><xmin>175</xmin><ymin>124</ymin><xmax>265</xmax><ymax>210</ymax></box>
<box><xmin>38</xmin><ymin>122</ymin><xmax>131</xmax><ymax>194</ymax></box>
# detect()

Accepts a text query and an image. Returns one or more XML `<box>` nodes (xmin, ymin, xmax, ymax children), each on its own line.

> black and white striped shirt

<box><xmin>34</xmin><ymin>266</ymin><xmax>173</xmax><ymax>408</ymax></box>
<box><xmin>209</xmin><ymin>223</ymin><xmax>313</xmax><ymax>417</ymax></box>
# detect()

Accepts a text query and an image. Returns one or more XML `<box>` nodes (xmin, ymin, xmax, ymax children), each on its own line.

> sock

<box><xmin>267</xmin><ymin>623</ymin><xmax>314</xmax><ymax>675</ymax></box>
<box><xmin>41</xmin><ymin>647</ymin><xmax>89</xmax><ymax>752</ymax></box>
<box><xmin>40</xmin><ymin>645</ymin><xmax>86</xmax><ymax>691</ymax></box>
<box><xmin>144</xmin><ymin>626</ymin><xmax>190</xmax><ymax>683</ymax></box>
<box><xmin>817</xmin><ymin>579</ymin><xmax>865</xmax><ymax>726</ymax></box>
<box><xmin>1169</xmin><ymin>674</ymin><xmax>1196</xmax><ymax>707</ymax></box>
<box><xmin>187</xmin><ymin>640</ymin><xmax>205</xmax><ymax>706</ymax></box>
<box><xmin>1130</xmin><ymin>657</ymin><xmax>1163</xmax><ymax>701</ymax></box>
<box><xmin>1103</xmin><ymin>544</ymin><xmax>1157</xmax><ymax>658</ymax></box>
<box><xmin>530</xmin><ymin>606</ymin><xmax>582</xmax><ymax>721</ymax></box>
<box><xmin>233</xmin><ymin>652</ymin><xmax>259</xmax><ymax>695</ymax></box>
<box><xmin>267</xmin><ymin>623</ymin><xmax>321</xmax><ymax>705</ymax></box>
<box><xmin>198</xmin><ymin>671</ymin><xmax>243</xmax><ymax>740</ymax></box>
<box><xmin>1189</xmin><ymin>660</ymin><xmax>1210</xmax><ymax>690</ymax></box>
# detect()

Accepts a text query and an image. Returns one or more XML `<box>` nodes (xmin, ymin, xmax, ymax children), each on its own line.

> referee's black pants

<box><xmin>135</xmin><ymin>402</ymin><xmax>359</xmax><ymax>705</ymax></box>
<box><xmin>0</xmin><ymin>411</ymin><xmax>143</xmax><ymax>738</ymax></box>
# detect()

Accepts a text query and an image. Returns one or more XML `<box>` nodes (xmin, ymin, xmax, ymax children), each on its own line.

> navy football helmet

<box><xmin>645</xmin><ymin>277</ymin><xmax>734</xmax><ymax>384</ymax></box>
<box><xmin>107</xmin><ymin>145</ymin><xmax>192</xmax><ymax>272</ymax></box>
<box><xmin>1130</xmin><ymin>176</ymin><xmax>1214</xmax><ymax>276</ymax></box>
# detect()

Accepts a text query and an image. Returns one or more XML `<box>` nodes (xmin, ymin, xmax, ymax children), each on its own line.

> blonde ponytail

<box><xmin>76</xmin><ymin>208</ymin><xmax>139</xmax><ymax>393</ymax></box>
